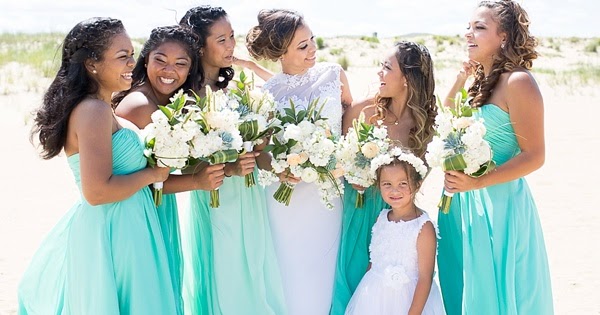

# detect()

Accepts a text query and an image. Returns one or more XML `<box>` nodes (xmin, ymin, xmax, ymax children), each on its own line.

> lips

<box><xmin>121</xmin><ymin>72</ymin><xmax>132</xmax><ymax>80</ymax></box>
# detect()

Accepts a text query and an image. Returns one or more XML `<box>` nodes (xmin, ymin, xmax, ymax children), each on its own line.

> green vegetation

<box><xmin>0</xmin><ymin>33</ymin><xmax>64</xmax><ymax>77</ymax></box>
<box><xmin>337</xmin><ymin>55</ymin><xmax>349</xmax><ymax>70</ymax></box>
<box><xmin>584</xmin><ymin>38</ymin><xmax>600</xmax><ymax>53</ymax></box>
<box><xmin>329</xmin><ymin>48</ymin><xmax>343</xmax><ymax>56</ymax></box>
<box><xmin>360</xmin><ymin>35</ymin><xmax>379</xmax><ymax>44</ymax></box>
<box><xmin>316</xmin><ymin>37</ymin><xmax>325</xmax><ymax>50</ymax></box>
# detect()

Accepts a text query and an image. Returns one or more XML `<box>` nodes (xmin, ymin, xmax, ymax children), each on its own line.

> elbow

<box><xmin>82</xmin><ymin>188</ymin><xmax>110</xmax><ymax>206</ymax></box>
<box><xmin>531</xmin><ymin>150</ymin><xmax>545</xmax><ymax>171</ymax></box>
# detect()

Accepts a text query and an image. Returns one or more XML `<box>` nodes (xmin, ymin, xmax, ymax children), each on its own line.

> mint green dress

<box><xmin>18</xmin><ymin>128</ymin><xmax>177</xmax><ymax>314</ymax></box>
<box><xmin>157</xmin><ymin>193</ymin><xmax>183</xmax><ymax>315</ymax></box>
<box><xmin>437</xmin><ymin>104</ymin><xmax>554</xmax><ymax>315</ymax></box>
<box><xmin>182</xmin><ymin>168</ymin><xmax>286</xmax><ymax>315</ymax></box>
<box><xmin>330</xmin><ymin>182</ymin><xmax>385</xmax><ymax>315</ymax></box>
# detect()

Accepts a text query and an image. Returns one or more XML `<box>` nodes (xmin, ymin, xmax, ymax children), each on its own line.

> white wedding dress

<box><xmin>263</xmin><ymin>62</ymin><xmax>344</xmax><ymax>315</ymax></box>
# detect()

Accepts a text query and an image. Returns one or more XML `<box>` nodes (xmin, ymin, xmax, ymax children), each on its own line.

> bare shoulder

<box><xmin>115</xmin><ymin>90</ymin><xmax>153</xmax><ymax>115</ymax></box>
<box><xmin>71</xmin><ymin>98</ymin><xmax>113</xmax><ymax>122</ymax></box>
<box><xmin>498</xmin><ymin>68</ymin><xmax>542</xmax><ymax>110</ymax></box>
<box><xmin>114</xmin><ymin>90</ymin><xmax>157</xmax><ymax>128</ymax></box>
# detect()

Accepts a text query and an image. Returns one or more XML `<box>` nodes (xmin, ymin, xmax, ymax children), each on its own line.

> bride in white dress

<box><xmin>246</xmin><ymin>9</ymin><xmax>353</xmax><ymax>315</ymax></box>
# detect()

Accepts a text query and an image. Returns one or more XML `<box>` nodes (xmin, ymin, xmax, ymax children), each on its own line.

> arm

<box><xmin>72</xmin><ymin>100</ymin><xmax>170</xmax><ymax>206</ymax></box>
<box><xmin>233</xmin><ymin>56</ymin><xmax>274</xmax><ymax>82</ymax></box>
<box><xmin>340</xmin><ymin>69</ymin><xmax>353</xmax><ymax>112</ymax></box>
<box><xmin>408</xmin><ymin>221</ymin><xmax>437</xmax><ymax>315</ymax></box>
<box><xmin>444</xmin><ymin>71</ymin><xmax>545</xmax><ymax>192</ymax></box>
<box><xmin>163</xmin><ymin>164</ymin><xmax>225</xmax><ymax>193</ymax></box>
<box><xmin>443</xmin><ymin>60</ymin><xmax>479</xmax><ymax>108</ymax></box>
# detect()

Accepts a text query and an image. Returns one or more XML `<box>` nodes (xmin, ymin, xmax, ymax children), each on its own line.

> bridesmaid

<box><xmin>438</xmin><ymin>1</ymin><xmax>553</xmax><ymax>314</ymax></box>
<box><xmin>331</xmin><ymin>41</ymin><xmax>437</xmax><ymax>314</ymax></box>
<box><xmin>179</xmin><ymin>5</ymin><xmax>286</xmax><ymax>315</ymax></box>
<box><xmin>246</xmin><ymin>9</ymin><xmax>353</xmax><ymax>315</ymax></box>
<box><xmin>113</xmin><ymin>25</ymin><xmax>226</xmax><ymax>315</ymax></box>
<box><xmin>19</xmin><ymin>17</ymin><xmax>177</xmax><ymax>314</ymax></box>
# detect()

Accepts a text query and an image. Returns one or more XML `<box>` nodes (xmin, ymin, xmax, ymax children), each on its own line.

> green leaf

<box><xmin>240</xmin><ymin>71</ymin><xmax>247</xmax><ymax>83</ymax></box>
<box><xmin>158</xmin><ymin>105</ymin><xmax>173</xmax><ymax>121</ymax></box>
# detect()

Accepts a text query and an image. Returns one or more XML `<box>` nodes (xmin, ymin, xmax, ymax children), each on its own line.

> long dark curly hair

<box><xmin>245</xmin><ymin>9</ymin><xmax>304</xmax><ymax>62</ymax></box>
<box><xmin>370</xmin><ymin>41</ymin><xmax>437</xmax><ymax>158</ymax></box>
<box><xmin>113</xmin><ymin>25</ymin><xmax>201</xmax><ymax>106</ymax></box>
<box><xmin>179</xmin><ymin>5</ymin><xmax>234</xmax><ymax>89</ymax></box>
<box><xmin>31</xmin><ymin>17</ymin><xmax>125</xmax><ymax>159</ymax></box>
<box><xmin>469</xmin><ymin>0</ymin><xmax>538</xmax><ymax>107</ymax></box>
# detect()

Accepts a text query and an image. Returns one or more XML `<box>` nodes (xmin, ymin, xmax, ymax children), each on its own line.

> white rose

<box><xmin>361</xmin><ymin>142</ymin><xmax>380</xmax><ymax>159</ymax></box>
<box><xmin>301</xmin><ymin>168</ymin><xmax>319</xmax><ymax>183</ymax></box>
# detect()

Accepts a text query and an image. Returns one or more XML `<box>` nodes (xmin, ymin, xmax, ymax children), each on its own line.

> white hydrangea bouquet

<box><xmin>259</xmin><ymin>98</ymin><xmax>343</xmax><ymax>209</ymax></box>
<box><xmin>337</xmin><ymin>112</ymin><xmax>391</xmax><ymax>208</ymax></box>
<box><xmin>425</xmin><ymin>89</ymin><xmax>495</xmax><ymax>214</ymax></box>
<box><xmin>228</xmin><ymin>71</ymin><xmax>279</xmax><ymax>187</ymax></box>
<box><xmin>188</xmin><ymin>86</ymin><xmax>243</xmax><ymax>208</ymax></box>
<box><xmin>143</xmin><ymin>90</ymin><xmax>200</xmax><ymax>206</ymax></box>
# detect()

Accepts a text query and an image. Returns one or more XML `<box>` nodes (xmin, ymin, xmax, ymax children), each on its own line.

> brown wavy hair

<box><xmin>469</xmin><ymin>0</ymin><xmax>539</xmax><ymax>108</ymax></box>
<box><xmin>245</xmin><ymin>9</ymin><xmax>304</xmax><ymax>61</ymax></box>
<box><xmin>370</xmin><ymin>41</ymin><xmax>437</xmax><ymax>158</ymax></box>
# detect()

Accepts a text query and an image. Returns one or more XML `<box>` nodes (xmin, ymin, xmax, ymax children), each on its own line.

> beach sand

<box><xmin>0</xmin><ymin>37</ymin><xmax>598</xmax><ymax>314</ymax></box>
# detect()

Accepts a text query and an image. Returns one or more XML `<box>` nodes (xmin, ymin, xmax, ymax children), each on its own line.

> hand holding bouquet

<box><xmin>259</xmin><ymin>98</ymin><xmax>343</xmax><ymax>209</ymax></box>
<box><xmin>337</xmin><ymin>112</ymin><xmax>391</xmax><ymax>207</ymax></box>
<box><xmin>228</xmin><ymin>71</ymin><xmax>279</xmax><ymax>187</ymax></box>
<box><xmin>187</xmin><ymin>86</ymin><xmax>243</xmax><ymax>207</ymax></box>
<box><xmin>143</xmin><ymin>90</ymin><xmax>199</xmax><ymax>206</ymax></box>
<box><xmin>425</xmin><ymin>89</ymin><xmax>495</xmax><ymax>214</ymax></box>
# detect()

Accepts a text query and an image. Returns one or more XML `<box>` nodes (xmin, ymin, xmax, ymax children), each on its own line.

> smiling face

<box><xmin>281</xmin><ymin>24</ymin><xmax>317</xmax><ymax>75</ymax></box>
<box><xmin>146</xmin><ymin>41</ymin><xmax>192</xmax><ymax>100</ymax></box>
<box><xmin>202</xmin><ymin>16</ymin><xmax>236</xmax><ymax>72</ymax></box>
<box><xmin>465</xmin><ymin>6</ymin><xmax>506</xmax><ymax>67</ymax></box>
<box><xmin>379</xmin><ymin>163</ymin><xmax>416</xmax><ymax>211</ymax></box>
<box><xmin>90</xmin><ymin>32</ymin><xmax>135</xmax><ymax>95</ymax></box>
<box><xmin>377</xmin><ymin>49</ymin><xmax>406</xmax><ymax>98</ymax></box>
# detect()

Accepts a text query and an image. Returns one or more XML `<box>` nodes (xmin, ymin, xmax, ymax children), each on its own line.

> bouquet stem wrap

<box><xmin>207</xmin><ymin>149</ymin><xmax>240</xmax><ymax>208</ymax></box>
<box><xmin>273</xmin><ymin>181</ymin><xmax>296</xmax><ymax>206</ymax></box>
<box><xmin>243</xmin><ymin>141</ymin><xmax>256</xmax><ymax>187</ymax></box>
<box><xmin>153</xmin><ymin>181</ymin><xmax>163</xmax><ymax>207</ymax></box>
<box><xmin>355</xmin><ymin>189</ymin><xmax>365</xmax><ymax>208</ymax></box>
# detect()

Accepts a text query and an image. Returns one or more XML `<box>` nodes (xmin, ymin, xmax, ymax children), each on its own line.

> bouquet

<box><xmin>187</xmin><ymin>86</ymin><xmax>243</xmax><ymax>207</ymax></box>
<box><xmin>425</xmin><ymin>88</ymin><xmax>495</xmax><ymax>214</ymax></box>
<box><xmin>259</xmin><ymin>98</ymin><xmax>343</xmax><ymax>209</ymax></box>
<box><xmin>143</xmin><ymin>90</ymin><xmax>199</xmax><ymax>206</ymax></box>
<box><xmin>228</xmin><ymin>71</ymin><xmax>279</xmax><ymax>187</ymax></box>
<box><xmin>337</xmin><ymin>112</ymin><xmax>391</xmax><ymax>207</ymax></box>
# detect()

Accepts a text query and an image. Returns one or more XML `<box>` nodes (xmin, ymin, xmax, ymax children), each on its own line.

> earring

<box><xmin>92</xmin><ymin>69</ymin><xmax>97</xmax><ymax>74</ymax></box>
<box><xmin>403</xmin><ymin>82</ymin><xmax>407</xmax><ymax>87</ymax></box>
<box><xmin>501</xmin><ymin>43</ymin><xmax>505</xmax><ymax>49</ymax></box>
<box><xmin>200</xmin><ymin>50</ymin><xmax>204</xmax><ymax>56</ymax></box>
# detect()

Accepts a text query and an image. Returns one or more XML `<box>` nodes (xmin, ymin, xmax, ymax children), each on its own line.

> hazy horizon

<box><xmin>1</xmin><ymin>0</ymin><xmax>598</xmax><ymax>39</ymax></box>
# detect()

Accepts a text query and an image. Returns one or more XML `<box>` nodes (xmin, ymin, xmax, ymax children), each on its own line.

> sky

<box><xmin>0</xmin><ymin>0</ymin><xmax>598</xmax><ymax>39</ymax></box>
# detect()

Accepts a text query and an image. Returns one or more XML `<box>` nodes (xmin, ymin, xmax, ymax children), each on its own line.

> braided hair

<box><xmin>371</xmin><ymin>41</ymin><xmax>437</xmax><ymax>158</ymax></box>
<box><xmin>31</xmin><ymin>17</ymin><xmax>125</xmax><ymax>159</ymax></box>
<box><xmin>113</xmin><ymin>25</ymin><xmax>201</xmax><ymax>106</ymax></box>
<box><xmin>179</xmin><ymin>5</ymin><xmax>234</xmax><ymax>89</ymax></box>
<box><xmin>469</xmin><ymin>0</ymin><xmax>538</xmax><ymax>107</ymax></box>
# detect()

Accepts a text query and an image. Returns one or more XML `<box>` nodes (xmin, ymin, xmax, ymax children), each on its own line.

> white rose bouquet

<box><xmin>337</xmin><ymin>112</ymin><xmax>391</xmax><ymax>208</ymax></box>
<box><xmin>228</xmin><ymin>71</ymin><xmax>280</xmax><ymax>187</ymax></box>
<box><xmin>425</xmin><ymin>89</ymin><xmax>495</xmax><ymax>214</ymax></box>
<box><xmin>187</xmin><ymin>86</ymin><xmax>243</xmax><ymax>207</ymax></box>
<box><xmin>260</xmin><ymin>98</ymin><xmax>343</xmax><ymax>209</ymax></box>
<box><xmin>143</xmin><ymin>90</ymin><xmax>200</xmax><ymax>206</ymax></box>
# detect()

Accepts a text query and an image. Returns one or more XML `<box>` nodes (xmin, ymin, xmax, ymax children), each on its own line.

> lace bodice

<box><xmin>369</xmin><ymin>210</ymin><xmax>433</xmax><ymax>282</ymax></box>
<box><xmin>263</xmin><ymin>62</ymin><xmax>343</xmax><ymax>136</ymax></box>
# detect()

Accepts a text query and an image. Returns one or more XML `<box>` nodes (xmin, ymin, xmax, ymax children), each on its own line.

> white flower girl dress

<box><xmin>345</xmin><ymin>210</ymin><xmax>445</xmax><ymax>315</ymax></box>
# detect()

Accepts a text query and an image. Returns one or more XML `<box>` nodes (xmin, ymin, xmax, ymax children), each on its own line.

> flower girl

<box><xmin>345</xmin><ymin>148</ymin><xmax>444</xmax><ymax>315</ymax></box>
